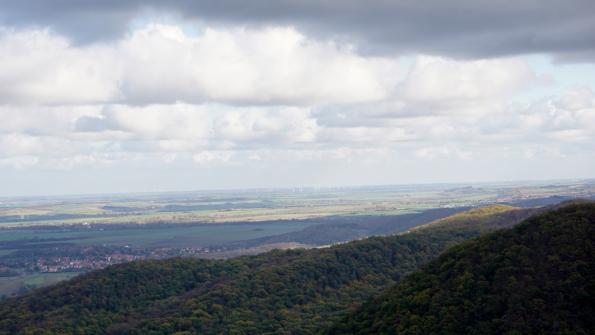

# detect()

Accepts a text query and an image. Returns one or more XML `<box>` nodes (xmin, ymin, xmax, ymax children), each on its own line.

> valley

<box><xmin>0</xmin><ymin>180</ymin><xmax>593</xmax><ymax>298</ymax></box>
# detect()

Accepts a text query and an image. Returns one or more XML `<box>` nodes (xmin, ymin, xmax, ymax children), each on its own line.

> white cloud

<box><xmin>400</xmin><ymin>56</ymin><xmax>536</xmax><ymax>104</ymax></box>
<box><xmin>121</xmin><ymin>25</ymin><xmax>401</xmax><ymax>105</ymax></box>
<box><xmin>0</xmin><ymin>21</ymin><xmax>593</xmax><ymax>190</ymax></box>
<box><xmin>0</xmin><ymin>134</ymin><xmax>44</xmax><ymax>157</ymax></box>
<box><xmin>192</xmin><ymin>150</ymin><xmax>233</xmax><ymax>164</ymax></box>
<box><xmin>101</xmin><ymin>104</ymin><xmax>212</xmax><ymax>140</ymax></box>
<box><xmin>315</xmin><ymin>54</ymin><xmax>539</xmax><ymax>129</ymax></box>
<box><xmin>213</xmin><ymin>106</ymin><xmax>318</xmax><ymax>144</ymax></box>
<box><xmin>1</xmin><ymin>85</ymin><xmax>593</xmax><ymax>170</ymax></box>
<box><xmin>0</xmin><ymin>28</ymin><xmax>119</xmax><ymax>105</ymax></box>
<box><xmin>0</xmin><ymin>156</ymin><xmax>40</xmax><ymax>169</ymax></box>
<box><xmin>0</xmin><ymin>104</ymin><xmax>100</xmax><ymax>135</ymax></box>
<box><xmin>415</xmin><ymin>145</ymin><xmax>473</xmax><ymax>160</ymax></box>
<box><xmin>513</xmin><ymin>87</ymin><xmax>595</xmax><ymax>142</ymax></box>
<box><xmin>0</xmin><ymin>25</ymin><xmax>400</xmax><ymax>106</ymax></box>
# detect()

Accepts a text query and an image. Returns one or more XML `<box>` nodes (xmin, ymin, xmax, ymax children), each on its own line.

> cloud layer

<box><xmin>0</xmin><ymin>25</ymin><xmax>398</xmax><ymax>106</ymax></box>
<box><xmin>0</xmin><ymin>9</ymin><xmax>594</xmax><ymax>194</ymax></box>
<box><xmin>1</xmin><ymin>0</ymin><xmax>595</xmax><ymax>61</ymax></box>
<box><xmin>1</xmin><ymin>25</ymin><xmax>593</xmax><ymax>169</ymax></box>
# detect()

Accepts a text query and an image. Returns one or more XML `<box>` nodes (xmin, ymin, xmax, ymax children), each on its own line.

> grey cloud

<box><xmin>1</xmin><ymin>1</ymin><xmax>594</xmax><ymax>60</ymax></box>
<box><xmin>0</xmin><ymin>1</ymin><xmax>140</xmax><ymax>42</ymax></box>
<box><xmin>555</xmin><ymin>50</ymin><xmax>595</xmax><ymax>64</ymax></box>
<box><xmin>74</xmin><ymin>116</ymin><xmax>115</xmax><ymax>132</ymax></box>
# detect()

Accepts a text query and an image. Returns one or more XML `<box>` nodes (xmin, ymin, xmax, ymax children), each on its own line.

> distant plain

<box><xmin>0</xmin><ymin>180</ymin><xmax>594</xmax><ymax>297</ymax></box>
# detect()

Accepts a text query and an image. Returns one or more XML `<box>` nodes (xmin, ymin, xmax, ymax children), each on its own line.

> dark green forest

<box><xmin>1</xmin><ymin>203</ymin><xmax>589</xmax><ymax>334</ymax></box>
<box><xmin>329</xmin><ymin>202</ymin><xmax>595</xmax><ymax>335</ymax></box>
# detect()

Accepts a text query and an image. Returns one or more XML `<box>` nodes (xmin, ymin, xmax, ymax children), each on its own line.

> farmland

<box><xmin>0</xmin><ymin>219</ymin><xmax>322</xmax><ymax>250</ymax></box>
<box><xmin>2</xmin><ymin>180</ymin><xmax>593</xmax><ymax>227</ymax></box>
<box><xmin>0</xmin><ymin>180</ymin><xmax>594</xmax><ymax>298</ymax></box>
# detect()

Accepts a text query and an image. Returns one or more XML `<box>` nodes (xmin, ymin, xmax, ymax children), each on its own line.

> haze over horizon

<box><xmin>1</xmin><ymin>0</ymin><xmax>594</xmax><ymax>196</ymax></box>
<box><xmin>1</xmin><ymin>177</ymin><xmax>594</xmax><ymax>199</ymax></box>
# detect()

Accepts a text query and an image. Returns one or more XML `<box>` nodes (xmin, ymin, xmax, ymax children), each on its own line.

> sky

<box><xmin>0</xmin><ymin>0</ymin><xmax>594</xmax><ymax>196</ymax></box>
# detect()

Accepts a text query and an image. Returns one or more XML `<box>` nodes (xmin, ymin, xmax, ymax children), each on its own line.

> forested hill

<box><xmin>329</xmin><ymin>202</ymin><xmax>595</xmax><ymax>335</ymax></box>
<box><xmin>0</xmin><ymin>205</ymin><xmax>539</xmax><ymax>334</ymax></box>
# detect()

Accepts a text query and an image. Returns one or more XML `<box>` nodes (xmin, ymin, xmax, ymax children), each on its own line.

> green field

<box><xmin>0</xmin><ymin>220</ymin><xmax>324</xmax><ymax>248</ymax></box>
<box><xmin>2</xmin><ymin>181</ymin><xmax>592</xmax><ymax>228</ymax></box>
<box><xmin>2</xmin><ymin>181</ymin><xmax>594</xmax><ymax>250</ymax></box>
<box><xmin>0</xmin><ymin>186</ymin><xmax>499</xmax><ymax>227</ymax></box>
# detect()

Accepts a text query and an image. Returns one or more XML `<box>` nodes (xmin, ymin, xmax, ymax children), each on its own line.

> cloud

<box><xmin>0</xmin><ymin>156</ymin><xmax>40</xmax><ymax>169</ymax></box>
<box><xmin>1</xmin><ymin>1</ymin><xmax>594</xmax><ymax>61</ymax></box>
<box><xmin>415</xmin><ymin>145</ymin><xmax>473</xmax><ymax>160</ymax></box>
<box><xmin>0</xmin><ymin>25</ymin><xmax>399</xmax><ymax>106</ymax></box>
<box><xmin>0</xmin><ymin>19</ymin><xmax>592</xmax><ymax>186</ymax></box>
<box><xmin>213</xmin><ymin>106</ymin><xmax>318</xmax><ymax>144</ymax></box>
<box><xmin>192</xmin><ymin>150</ymin><xmax>233</xmax><ymax>164</ymax></box>
<box><xmin>526</xmin><ymin>87</ymin><xmax>595</xmax><ymax>143</ymax></box>
<box><xmin>69</xmin><ymin>103</ymin><xmax>320</xmax><ymax>150</ymax></box>
<box><xmin>100</xmin><ymin>104</ymin><xmax>212</xmax><ymax>140</ymax></box>
<box><xmin>399</xmin><ymin>56</ymin><xmax>536</xmax><ymax>106</ymax></box>
<box><xmin>0</xmin><ymin>133</ymin><xmax>43</xmax><ymax>157</ymax></box>
<box><xmin>0</xmin><ymin>28</ymin><xmax>119</xmax><ymax>105</ymax></box>
<box><xmin>315</xmin><ymin>55</ymin><xmax>539</xmax><ymax>128</ymax></box>
<box><xmin>0</xmin><ymin>104</ymin><xmax>100</xmax><ymax>135</ymax></box>
<box><xmin>1</xmin><ymin>80</ymin><xmax>592</xmax><ymax>171</ymax></box>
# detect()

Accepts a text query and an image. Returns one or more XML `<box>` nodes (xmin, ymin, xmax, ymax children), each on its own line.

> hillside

<box><xmin>407</xmin><ymin>204</ymin><xmax>533</xmax><ymax>233</ymax></box>
<box><xmin>231</xmin><ymin>207</ymin><xmax>469</xmax><ymax>248</ymax></box>
<box><xmin>329</xmin><ymin>202</ymin><xmax>595</xmax><ymax>334</ymax></box>
<box><xmin>0</xmin><ymin>205</ymin><xmax>538</xmax><ymax>334</ymax></box>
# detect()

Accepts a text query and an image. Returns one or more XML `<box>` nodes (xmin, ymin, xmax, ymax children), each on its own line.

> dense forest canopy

<box><xmin>329</xmin><ymin>202</ymin><xmax>595</xmax><ymax>334</ymax></box>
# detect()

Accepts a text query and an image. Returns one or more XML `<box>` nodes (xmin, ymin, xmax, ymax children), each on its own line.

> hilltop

<box><xmin>329</xmin><ymin>202</ymin><xmax>595</xmax><ymax>334</ymax></box>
